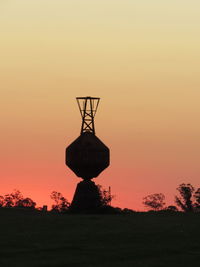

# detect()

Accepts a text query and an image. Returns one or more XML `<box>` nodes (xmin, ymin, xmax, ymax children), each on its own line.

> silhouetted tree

<box><xmin>175</xmin><ymin>183</ymin><xmax>195</xmax><ymax>212</ymax></box>
<box><xmin>143</xmin><ymin>193</ymin><xmax>166</xmax><ymax>211</ymax></box>
<box><xmin>4</xmin><ymin>195</ymin><xmax>14</xmax><ymax>207</ymax></box>
<box><xmin>1</xmin><ymin>190</ymin><xmax>36</xmax><ymax>209</ymax></box>
<box><xmin>194</xmin><ymin>188</ymin><xmax>200</xmax><ymax>210</ymax></box>
<box><xmin>175</xmin><ymin>184</ymin><xmax>200</xmax><ymax>212</ymax></box>
<box><xmin>50</xmin><ymin>191</ymin><xmax>70</xmax><ymax>212</ymax></box>
<box><xmin>16</xmin><ymin>198</ymin><xmax>36</xmax><ymax>209</ymax></box>
<box><xmin>0</xmin><ymin>196</ymin><xmax>4</xmax><ymax>207</ymax></box>
<box><xmin>4</xmin><ymin>190</ymin><xmax>23</xmax><ymax>207</ymax></box>
<box><xmin>97</xmin><ymin>185</ymin><xmax>114</xmax><ymax>206</ymax></box>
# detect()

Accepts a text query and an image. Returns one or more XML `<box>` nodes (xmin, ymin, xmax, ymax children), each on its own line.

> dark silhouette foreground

<box><xmin>0</xmin><ymin>209</ymin><xmax>200</xmax><ymax>267</ymax></box>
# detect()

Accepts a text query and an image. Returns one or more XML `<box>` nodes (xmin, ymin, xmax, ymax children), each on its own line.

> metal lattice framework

<box><xmin>76</xmin><ymin>96</ymin><xmax>100</xmax><ymax>135</ymax></box>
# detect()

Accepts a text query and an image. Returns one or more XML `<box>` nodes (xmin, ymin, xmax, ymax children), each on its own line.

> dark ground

<box><xmin>0</xmin><ymin>209</ymin><xmax>200</xmax><ymax>267</ymax></box>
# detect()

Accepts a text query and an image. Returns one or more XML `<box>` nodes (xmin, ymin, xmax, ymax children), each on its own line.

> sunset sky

<box><xmin>1</xmin><ymin>0</ymin><xmax>200</xmax><ymax>210</ymax></box>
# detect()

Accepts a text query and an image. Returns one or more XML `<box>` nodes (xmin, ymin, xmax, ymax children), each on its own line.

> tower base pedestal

<box><xmin>70</xmin><ymin>180</ymin><xmax>102</xmax><ymax>213</ymax></box>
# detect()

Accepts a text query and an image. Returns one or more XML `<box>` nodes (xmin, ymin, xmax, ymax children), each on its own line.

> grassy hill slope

<box><xmin>0</xmin><ymin>209</ymin><xmax>200</xmax><ymax>267</ymax></box>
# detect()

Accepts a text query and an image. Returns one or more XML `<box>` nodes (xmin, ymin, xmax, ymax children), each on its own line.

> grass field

<box><xmin>0</xmin><ymin>209</ymin><xmax>200</xmax><ymax>267</ymax></box>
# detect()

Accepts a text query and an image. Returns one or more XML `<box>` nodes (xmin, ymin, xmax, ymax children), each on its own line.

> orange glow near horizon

<box><xmin>1</xmin><ymin>0</ymin><xmax>200</xmax><ymax>210</ymax></box>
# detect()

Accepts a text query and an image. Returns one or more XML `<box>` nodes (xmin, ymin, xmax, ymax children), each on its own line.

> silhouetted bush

<box><xmin>50</xmin><ymin>191</ymin><xmax>70</xmax><ymax>212</ymax></box>
<box><xmin>165</xmin><ymin>205</ymin><xmax>178</xmax><ymax>212</ymax></box>
<box><xmin>143</xmin><ymin>193</ymin><xmax>166</xmax><ymax>211</ymax></box>
<box><xmin>122</xmin><ymin>208</ymin><xmax>136</xmax><ymax>214</ymax></box>
<box><xmin>16</xmin><ymin>198</ymin><xmax>36</xmax><ymax>209</ymax></box>
<box><xmin>0</xmin><ymin>190</ymin><xmax>36</xmax><ymax>210</ymax></box>
<box><xmin>97</xmin><ymin>185</ymin><xmax>114</xmax><ymax>207</ymax></box>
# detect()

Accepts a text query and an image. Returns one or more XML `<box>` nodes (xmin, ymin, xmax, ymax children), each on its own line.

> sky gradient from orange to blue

<box><xmin>1</xmin><ymin>0</ymin><xmax>200</xmax><ymax>210</ymax></box>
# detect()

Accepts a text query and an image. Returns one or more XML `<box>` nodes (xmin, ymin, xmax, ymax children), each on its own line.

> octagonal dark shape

<box><xmin>66</xmin><ymin>132</ymin><xmax>110</xmax><ymax>179</ymax></box>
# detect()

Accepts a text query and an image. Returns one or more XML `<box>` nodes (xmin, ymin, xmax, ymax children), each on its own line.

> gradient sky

<box><xmin>1</xmin><ymin>0</ymin><xmax>200</xmax><ymax>210</ymax></box>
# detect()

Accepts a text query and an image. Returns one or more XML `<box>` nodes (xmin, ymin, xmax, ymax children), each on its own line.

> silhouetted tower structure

<box><xmin>66</xmin><ymin>97</ymin><xmax>110</xmax><ymax>212</ymax></box>
<box><xmin>77</xmin><ymin>96</ymin><xmax>99</xmax><ymax>135</ymax></box>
